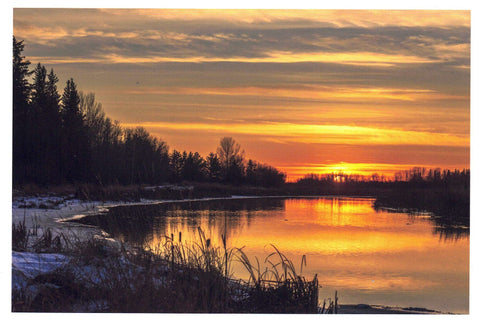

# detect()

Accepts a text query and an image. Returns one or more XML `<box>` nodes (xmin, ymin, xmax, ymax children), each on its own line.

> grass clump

<box><xmin>12</xmin><ymin>219</ymin><xmax>65</xmax><ymax>253</ymax></box>
<box><xmin>12</xmin><ymin>219</ymin><xmax>30</xmax><ymax>252</ymax></box>
<box><xmin>235</xmin><ymin>245</ymin><xmax>319</xmax><ymax>313</ymax></box>
<box><xmin>12</xmin><ymin>227</ymin><xmax>324</xmax><ymax>313</ymax></box>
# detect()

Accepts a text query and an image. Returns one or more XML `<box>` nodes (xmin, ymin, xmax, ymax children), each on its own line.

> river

<box><xmin>83</xmin><ymin>196</ymin><xmax>469</xmax><ymax>313</ymax></box>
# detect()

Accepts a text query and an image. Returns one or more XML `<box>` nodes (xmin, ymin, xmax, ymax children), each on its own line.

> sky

<box><xmin>12</xmin><ymin>8</ymin><xmax>470</xmax><ymax>181</ymax></box>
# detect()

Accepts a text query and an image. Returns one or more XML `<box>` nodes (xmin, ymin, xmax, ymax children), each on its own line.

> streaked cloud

<box><xmin>121</xmin><ymin>121</ymin><xmax>469</xmax><ymax>147</ymax></box>
<box><xmin>105</xmin><ymin>9</ymin><xmax>470</xmax><ymax>28</ymax></box>
<box><xmin>124</xmin><ymin>84</ymin><xmax>466</xmax><ymax>102</ymax></box>
<box><xmin>12</xmin><ymin>9</ymin><xmax>470</xmax><ymax>179</ymax></box>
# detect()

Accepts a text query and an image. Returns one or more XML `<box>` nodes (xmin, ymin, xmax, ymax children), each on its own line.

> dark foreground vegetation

<box><xmin>12</xmin><ymin>222</ymin><xmax>326</xmax><ymax>313</ymax></box>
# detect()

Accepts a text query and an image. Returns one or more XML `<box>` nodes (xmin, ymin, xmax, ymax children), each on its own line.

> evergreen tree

<box><xmin>181</xmin><ymin>151</ymin><xmax>206</xmax><ymax>182</ymax></box>
<box><xmin>30</xmin><ymin>64</ymin><xmax>48</xmax><ymax>183</ymax></box>
<box><xmin>246</xmin><ymin>159</ymin><xmax>257</xmax><ymax>185</ymax></box>
<box><xmin>169</xmin><ymin>150</ymin><xmax>183</xmax><ymax>183</ymax></box>
<box><xmin>12</xmin><ymin>36</ymin><xmax>32</xmax><ymax>184</ymax></box>
<box><xmin>43</xmin><ymin>69</ymin><xmax>63</xmax><ymax>183</ymax></box>
<box><xmin>61</xmin><ymin>78</ymin><xmax>90</xmax><ymax>182</ymax></box>
<box><xmin>206</xmin><ymin>152</ymin><xmax>222</xmax><ymax>182</ymax></box>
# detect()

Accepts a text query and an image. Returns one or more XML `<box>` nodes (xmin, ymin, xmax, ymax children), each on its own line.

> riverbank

<box><xmin>11</xmin><ymin>192</ymin><xmax>460</xmax><ymax>314</ymax></box>
<box><xmin>12</xmin><ymin>193</ymin><xmax>323</xmax><ymax>313</ymax></box>
<box><xmin>14</xmin><ymin>180</ymin><xmax>470</xmax><ymax>227</ymax></box>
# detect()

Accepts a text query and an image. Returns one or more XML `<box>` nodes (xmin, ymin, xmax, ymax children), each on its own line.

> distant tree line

<box><xmin>296</xmin><ymin>167</ymin><xmax>470</xmax><ymax>187</ymax></box>
<box><xmin>13</xmin><ymin>37</ymin><xmax>286</xmax><ymax>187</ymax></box>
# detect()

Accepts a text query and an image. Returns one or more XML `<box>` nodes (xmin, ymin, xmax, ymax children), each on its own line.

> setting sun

<box><xmin>13</xmin><ymin>8</ymin><xmax>470</xmax><ymax>181</ymax></box>
<box><xmin>11</xmin><ymin>6</ymin><xmax>471</xmax><ymax>315</ymax></box>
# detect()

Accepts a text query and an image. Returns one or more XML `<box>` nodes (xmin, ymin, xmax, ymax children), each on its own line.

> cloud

<box><xmin>105</xmin><ymin>9</ymin><xmax>470</xmax><ymax>28</ymax></box>
<box><xmin>120</xmin><ymin>121</ymin><xmax>469</xmax><ymax>148</ymax></box>
<box><xmin>14</xmin><ymin>9</ymin><xmax>469</xmax><ymax>70</ymax></box>
<box><xmin>123</xmin><ymin>84</ymin><xmax>467</xmax><ymax>103</ymax></box>
<box><xmin>12</xmin><ymin>9</ymin><xmax>470</xmax><ymax>178</ymax></box>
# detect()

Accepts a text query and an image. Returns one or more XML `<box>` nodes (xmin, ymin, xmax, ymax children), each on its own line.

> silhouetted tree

<box><xmin>99</xmin><ymin>117</ymin><xmax>124</xmax><ymax>183</ymax></box>
<box><xmin>29</xmin><ymin>64</ymin><xmax>48</xmax><ymax>182</ymax></box>
<box><xmin>245</xmin><ymin>159</ymin><xmax>286</xmax><ymax>187</ymax></box>
<box><xmin>13</xmin><ymin>36</ymin><xmax>33</xmax><ymax>184</ymax></box>
<box><xmin>123</xmin><ymin>127</ymin><xmax>169</xmax><ymax>184</ymax></box>
<box><xmin>44</xmin><ymin>69</ymin><xmax>63</xmax><ymax>183</ymax></box>
<box><xmin>61</xmin><ymin>78</ymin><xmax>91</xmax><ymax>182</ymax></box>
<box><xmin>181</xmin><ymin>151</ymin><xmax>207</xmax><ymax>182</ymax></box>
<box><xmin>217</xmin><ymin>137</ymin><xmax>245</xmax><ymax>183</ymax></box>
<box><xmin>11</xmin><ymin>37</ymin><xmax>299</xmax><ymax>188</ymax></box>
<box><xmin>255</xmin><ymin>163</ymin><xmax>286</xmax><ymax>187</ymax></box>
<box><xmin>169</xmin><ymin>150</ymin><xmax>183</xmax><ymax>183</ymax></box>
<box><xmin>206</xmin><ymin>152</ymin><xmax>222</xmax><ymax>182</ymax></box>
<box><xmin>30</xmin><ymin>65</ymin><xmax>63</xmax><ymax>184</ymax></box>
<box><xmin>217</xmin><ymin>137</ymin><xmax>243</xmax><ymax>170</ymax></box>
<box><xmin>245</xmin><ymin>159</ymin><xmax>257</xmax><ymax>185</ymax></box>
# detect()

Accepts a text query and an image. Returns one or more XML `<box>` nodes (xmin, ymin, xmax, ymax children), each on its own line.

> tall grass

<box><xmin>12</xmin><ymin>219</ymin><xmax>29</xmax><ymax>251</ymax></box>
<box><xmin>12</xmin><ymin>218</ymin><xmax>64</xmax><ymax>253</ymax></box>
<box><xmin>235</xmin><ymin>244</ymin><xmax>319</xmax><ymax>313</ymax></box>
<box><xmin>12</xmin><ymin>225</ymin><xmax>324</xmax><ymax>313</ymax></box>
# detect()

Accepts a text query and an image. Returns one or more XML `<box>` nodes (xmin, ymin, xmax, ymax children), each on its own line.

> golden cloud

<box><xmin>121</xmin><ymin>121</ymin><xmax>470</xmax><ymax>148</ymax></box>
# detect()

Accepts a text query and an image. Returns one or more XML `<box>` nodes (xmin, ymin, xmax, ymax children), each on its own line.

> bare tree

<box><xmin>217</xmin><ymin>137</ymin><xmax>244</xmax><ymax>170</ymax></box>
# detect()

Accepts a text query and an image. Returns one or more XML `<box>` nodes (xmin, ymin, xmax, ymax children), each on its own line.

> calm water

<box><xmin>92</xmin><ymin>197</ymin><xmax>469</xmax><ymax>313</ymax></box>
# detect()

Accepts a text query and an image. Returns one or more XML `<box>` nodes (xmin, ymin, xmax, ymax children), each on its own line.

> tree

<box><xmin>80</xmin><ymin>92</ymin><xmax>105</xmax><ymax>144</ymax></box>
<box><xmin>245</xmin><ymin>159</ymin><xmax>257</xmax><ymax>185</ymax></box>
<box><xmin>13</xmin><ymin>36</ymin><xmax>33</xmax><ymax>184</ymax></box>
<box><xmin>30</xmin><ymin>64</ymin><xmax>48</xmax><ymax>182</ymax></box>
<box><xmin>13</xmin><ymin>37</ymin><xmax>31</xmax><ymax>112</ymax></box>
<box><xmin>79</xmin><ymin>92</ymin><xmax>107</xmax><ymax>183</ymax></box>
<box><xmin>217</xmin><ymin>137</ymin><xmax>243</xmax><ymax>170</ymax></box>
<box><xmin>31</xmin><ymin>64</ymin><xmax>47</xmax><ymax>107</ymax></box>
<box><xmin>169</xmin><ymin>150</ymin><xmax>183</xmax><ymax>182</ymax></box>
<box><xmin>206</xmin><ymin>152</ymin><xmax>222</xmax><ymax>182</ymax></box>
<box><xmin>216</xmin><ymin>137</ymin><xmax>245</xmax><ymax>183</ymax></box>
<box><xmin>181</xmin><ymin>151</ymin><xmax>206</xmax><ymax>182</ymax></box>
<box><xmin>245</xmin><ymin>159</ymin><xmax>286</xmax><ymax>187</ymax></box>
<box><xmin>61</xmin><ymin>78</ymin><xmax>90</xmax><ymax>182</ymax></box>
<box><xmin>30</xmin><ymin>64</ymin><xmax>63</xmax><ymax>184</ymax></box>
<box><xmin>42</xmin><ymin>69</ymin><xmax>63</xmax><ymax>183</ymax></box>
<box><xmin>123</xmin><ymin>127</ymin><xmax>169</xmax><ymax>184</ymax></box>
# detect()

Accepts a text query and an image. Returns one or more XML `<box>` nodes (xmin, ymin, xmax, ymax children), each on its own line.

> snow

<box><xmin>143</xmin><ymin>185</ymin><xmax>194</xmax><ymax>191</ymax></box>
<box><xmin>12</xmin><ymin>196</ymin><xmax>122</xmax><ymax>243</ymax></box>
<box><xmin>12</xmin><ymin>251</ymin><xmax>70</xmax><ymax>294</ymax></box>
<box><xmin>11</xmin><ymin>193</ymin><xmax>256</xmax><ymax>246</ymax></box>
<box><xmin>12</xmin><ymin>251</ymin><xmax>69</xmax><ymax>278</ymax></box>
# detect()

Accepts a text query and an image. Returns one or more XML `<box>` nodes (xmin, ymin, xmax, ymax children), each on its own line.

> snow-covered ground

<box><xmin>11</xmin><ymin>194</ymin><xmax>237</xmax><ymax>296</ymax></box>
<box><xmin>12</xmin><ymin>195</ymin><xmax>166</xmax><ymax>242</ymax></box>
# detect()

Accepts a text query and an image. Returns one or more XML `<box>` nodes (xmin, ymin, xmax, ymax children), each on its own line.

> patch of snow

<box><xmin>12</xmin><ymin>251</ymin><xmax>69</xmax><ymax>278</ymax></box>
<box><xmin>143</xmin><ymin>185</ymin><xmax>194</xmax><ymax>191</ymax></box>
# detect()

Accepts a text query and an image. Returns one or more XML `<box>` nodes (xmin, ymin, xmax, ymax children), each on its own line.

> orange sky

<box><xmin>13</xmin><ymin>9</ymin><xmax>470</xmax><ymax>180</ymax></box>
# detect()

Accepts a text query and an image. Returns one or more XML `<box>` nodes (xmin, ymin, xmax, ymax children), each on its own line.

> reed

<box><xmin>12</xmin><ymin>219</ymin><xmax>29</xmax><ymax>251</ymax></box>
<box><xmin>235</xmin><ymin>244</ymin><xmax>319</xmax><ymax>313</ymax></box>
<box><xmin>12</xmin><ymin>227</ymin><xmax>324</xmax><ymax>313</ymax></box>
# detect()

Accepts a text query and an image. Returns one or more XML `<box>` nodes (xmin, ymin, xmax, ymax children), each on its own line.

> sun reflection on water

<box><xmin>102</xmin><ymin>197</ymin><xmax>468</xmax><ymax>313</ymax></box>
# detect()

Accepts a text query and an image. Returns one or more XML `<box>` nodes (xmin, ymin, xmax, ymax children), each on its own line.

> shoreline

<box><xmin>12</xmin><ymin>193</ymin><xmax>458</xmax><ymax>314</ymax></box>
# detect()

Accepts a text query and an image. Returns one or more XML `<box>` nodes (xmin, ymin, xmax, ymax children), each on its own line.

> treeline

<box><xmin>13</xmin><ymin>37</ymin><xmax>286</xmax><ymax>187</ymax></box>
<box><xmin>295</xmin><ymin>168</ymin><xmax>470</xmax><ymax>225</ymax></box>
<box><xmin>296</xmin><ymin>167</ymin><xmax>470</xmax><ymax>187</ymax></box>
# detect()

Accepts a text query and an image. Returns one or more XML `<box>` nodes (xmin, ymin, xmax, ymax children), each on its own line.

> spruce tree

<box><xmin>61</xmin><ymin>78</ymin><xmax>90</xmax><ymax>182</ymax></box>
<box><xmin>12</xmin><ymin>36</ymin><xmax>33</xmax><ymax>184</ymax></box>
